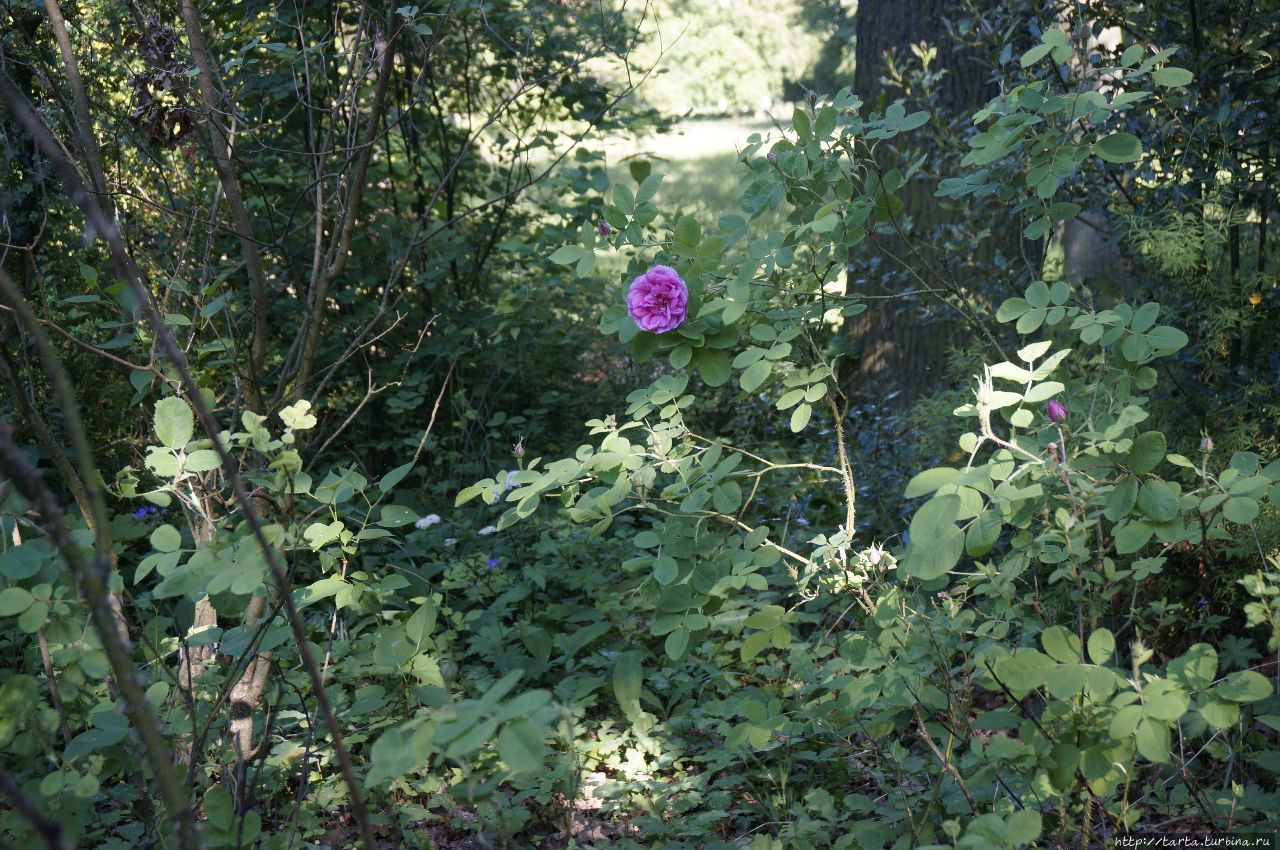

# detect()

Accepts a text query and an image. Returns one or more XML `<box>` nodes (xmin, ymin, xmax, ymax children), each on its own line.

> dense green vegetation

<box><xmin>1</xmin><ymin>1</ymin><xmax>1279</xmax><ymax>848</ymax></box>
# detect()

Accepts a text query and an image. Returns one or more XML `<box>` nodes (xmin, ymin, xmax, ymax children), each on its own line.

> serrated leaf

<box><xmin>1127</xmin><ymin>431</ymin><xmax>1166</xmax><ymax>473</ymax></box>
<box><xmin>154</xmin><ymin>397</ymin><xmax>194</xmax><ymax>449</ymax></box>
<box><xmin>1136</xmin><ymin>480</ymin><xmax>1177</xmax><ymax>522</ymax></box>
<box><xmin>548</xmin><ymin>245</ymin><xmax>584</xmax><ymax>265</ymax></box>
<box><xmin>184</xmin><ymin>449</ymin><xmax>221</xmax><ymax>472</ymax></box>
<box><xmin>698</xmin><ymin>349</ymin><xmax>731</xmax><ymax>387</ymax></box>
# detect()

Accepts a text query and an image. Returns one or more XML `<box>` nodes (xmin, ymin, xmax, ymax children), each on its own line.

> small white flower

<box><xmin>867</xmin><ymin>543</ymin><xmax>884</xmax><ymax>566</ymax></box>
<box><xmin>478</xmin><ymin>525</ymin><xmax>497</xmax><ymax>536</ymax></box>
<box><xmin>492</xmin><ymin>469</ymin><xmax>521</xmax><ymax>499</ymax></box>
<box><xmin>444</xmin><ymin>537</ymin><xmax>458</xmax><ymax>548</ymax></box>
<box><xmin>415</xmin><ymin>513</ymin><xmax>441</xmax><ymax>530</ymax></box>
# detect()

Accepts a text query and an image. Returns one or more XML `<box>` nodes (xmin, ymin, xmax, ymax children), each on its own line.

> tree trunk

<box><xmin>846</xmin><ymin>0</ymin><xmax>1009</xmax><ymax>405</ymax></box>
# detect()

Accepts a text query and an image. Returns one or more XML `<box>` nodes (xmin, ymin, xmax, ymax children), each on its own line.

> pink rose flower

<box><xmin>626</xmin><ymin>265</ymin><xmax>688</xmax><ymax>334</ymax></box>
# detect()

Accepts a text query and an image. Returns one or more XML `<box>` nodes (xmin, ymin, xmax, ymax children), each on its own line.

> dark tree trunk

<box><xmin>846</xmin><ymin>0</ymin><xmax>1010</xmax><ymax>405</ymax></box>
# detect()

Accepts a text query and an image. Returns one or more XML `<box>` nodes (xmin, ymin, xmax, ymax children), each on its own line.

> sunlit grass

<box><xmin>592</xmin><ymin>116</ymin><xmax>789</xmax><ymax>282</ymax></box>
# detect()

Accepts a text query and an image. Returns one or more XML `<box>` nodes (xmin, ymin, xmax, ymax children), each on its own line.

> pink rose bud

<box><xmin>1200</xmin><ymin>435</ymin><xmax>1213</xmax><ymax>454</ymax></box>
<box><xmin>598</xmin><ymin>220</ymin><xmax>611</xmax><ymax>236</ymax></box>
<box><xmin>1047</xmin><ymin>399</ymin><xmax>1068</xmax><ymax>423</ymax></box>
<box><xmin>626</xmin><ymin>265</ymin><xmax>689</xmax><ymax>334</ymax></box>
<box><xmin>513</xmin><ymin>438</ymin><xmax>524</xmax><ymax>459</ymax></box>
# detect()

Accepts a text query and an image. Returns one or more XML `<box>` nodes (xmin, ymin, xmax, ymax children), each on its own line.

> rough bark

<box><xmin>847</xmin><ymin>0</ymin><xmax>1007</xmax><ymax>405</ymax></box>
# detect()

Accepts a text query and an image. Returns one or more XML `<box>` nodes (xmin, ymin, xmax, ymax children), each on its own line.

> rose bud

<box><xmin>598</xmin><ymin>220</ymin><xmax>611</xmax><ymax>236</ymax></box>
<box><xmin>1046</xmin><ymin>399</ymin><xmax>1068</xmax><ymax>424</ymax></box>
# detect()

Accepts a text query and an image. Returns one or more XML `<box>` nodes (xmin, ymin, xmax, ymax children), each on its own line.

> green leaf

<box><xmin>0</xmin><ymin>546</ymin><xmax>44</xmax><ymax>581</ymax></box>
<box><xmin>379</xmin><ymin>461</ymin><xmax>416</xmax><ymax>492</ymax></box>
<box><xmin>184</xmin><ymin>449</ymin><xmax>221</xmax><ymax>472</ymax></box>
<box><xmin>1136</xmin><ymin>481</ymin><xmax>1177</xmax><ymax>522</ymax></box>
<box><xmin>498</xmin><ymin>719</ymin><xmax>545</xmax><ymax>775</ymax></box>
<box><xmin>1020</xmin><ymin>42</ymin><xmax>1053</xmax><ymax>67</ymax></box>
<box><xmin>150</xmin><ymin>524</ymin><xmax>182</xmax><ymax>553</ymax></box>
<box><xmin>903</xmin><ymin>494</ymin><xmax>964</xmax><ymax>580</ymax></box>
<box><xmin>965</xmin><ymin>507</ymin><xmax>1002</xmax><ymax>558</ymax></box>
<box><xmin>789</xmin><ymin>403</ymin><xmax>812</xmax><ymax>433</ymax></box>
<box><xmin>665</xmin><ymin>626</ymin><xmax>690</xmax><ymax>660</ymax></box>
<box><xmin>378</xmin><ymin>504</ymin><xmax>420</xmax><ymax>527</ymax></box>
<box><xmin>675</xmin><ymin>215</ymin><xmax>701</xmax><ymax>247</ymax></box>
<box><xmin>792</xmin><ymin>107</ymin><xmax>811</xmax><ymax>140</ymax></box>
<box><xmin>1223</xmin><ymin>496</ymin><xmax>1259</xmax><ymax>524</ymax></box>
<box><xmin>1142</xmin><ymin>680</ymin><xmax>1189</xmax><ymax>721</ymax></box>
<box><xmin>698</xmin><ymin>349</ymin><xmax>732</xmax><ymax>387</ymax></box>
<box><xmin>613</xmin><ymin>652</ymin><xmax>643</xmax><ymax>721</ymax></box>
<box><xmin>1127</xmin><ymin>431</ymin><xmax>1166</xmax><ymax>473</ymax></box>
<box><xmin>1104</xmin><ymin>476</ymin><xmax>1139</xmax><ymax>521</ymax></box>
<box><xmin>776</xmin><ymin>388</ymin><xmax>805</xmax><ymax>410</ymax></box>
<box><xmin>367</xmin><ymin>721</ymin><xmax>427</xmax><ymax>785</ymax></box>
<box><xmin>1041</xmin><ymin>625</ymin><xmax>1081</xmax><ymax>663</ymax></box>
<box><xmin>17</xmin><ymin>601</ymin><xmax>47</xmax><ymax>633</ymax></box>
<box><xmin>1135</xmin><ymin>718</ymin><xmax>1171</xmax><ymax>763</ymax></box>
<box><xmin>0</xmin><ymin>587</ymin><xmax>34</xmax><ymax>617</ymax></box>
<box><xmin>635</xmin><ymin>173</ymin><xmax>664</xmax><ymax>205</ymax></box>
<box><xmin>154</xmin><ymin>396</ymin><xmax>194</xmax><ymax>449</ymax></box>
<box><xmin>0</xmin><ymin>676</ymin><xmax>38</xmax><ymax>746</ymax></box>
<box><xmin>741</xmin><ymin>629</ymin><xmax>772</xmax><ymax>662</ymax></box>
<box><xmin>1087</xmin><ymin>628</ymin><xmax>1116</xmax><ymax>665</ymax></box>
<box><xmin>1113</xmin><ymin>519</ymin><xmax>1153</xmax><ymax>554</ymax></box>
<box><xmin>653</xmin><ymin>555</ymin><xmax>678</xmax><ymax>585</ymax></box>
<box><xmin>904</xmin><ymin>467</ymin><xmax>960</xmax><ymax>499</ymax></box>
<box><xmin>204</xmin><ymin>786</ymin><xmax>235</xmax><ymax>831</ymax></box>
<box><xmin>1094</xmin><ymin>132</ymin><xmax>1143</xmax><ymax>164</ymax></box>
<box><xmin>1168</xmin><ymin>644</ymin><xmax>1217</xmax><ymax>690</ymax></box>
<box><xmin>1199</xmin><ymin>699</ymin><xmax>1239</xmax><ymax>729</ymax></box>
<box><xmin>1152</xmin><ymin>67</ymin><xmax>1193</xmax><ymax>87</ymax></box>
<box><xmin>740</xmin><ymin>360</ymin><xmax>771</xmax><ymax>393</ymax></box>
<box><xmin>1215</xmin><ymin>671</ymin><xmax>1273</xmax><ymax>703</ymax></box>
<box><xmin>548</xmin><ymin>245</ymin><xmax>584</xmax><ymax>265</ymax></box>
<box><xmin>1005</xmin><ymin>810</ymin><xmax>1043</xmax><ymax>847</ymax></box>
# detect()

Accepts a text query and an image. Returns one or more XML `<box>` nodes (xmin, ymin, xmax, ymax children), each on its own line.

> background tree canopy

<box><xmin>1</xmin><ymin>0</ymin><xmax>1279</xmax><ymax>848</ymax></box>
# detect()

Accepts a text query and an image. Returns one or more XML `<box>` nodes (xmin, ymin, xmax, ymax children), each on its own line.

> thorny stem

<box><xmin>0</xmin><ymin>428</ymin><xmax>201</xmax><ymax>849</ymax></box>
<box><xmin>0</xmin><ymin>70</ymin><xmax>378</xmax><ymax>850</ymax></box>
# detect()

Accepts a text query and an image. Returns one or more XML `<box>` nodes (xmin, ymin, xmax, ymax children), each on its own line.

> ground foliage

<box><xmin>0</xmin><ymin>2</ymin><xmax>1279</xmax><ymax>849</ymax></box>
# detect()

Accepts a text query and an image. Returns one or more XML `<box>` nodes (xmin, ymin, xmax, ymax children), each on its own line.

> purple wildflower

<box><xmin>1046</xmin><ymin>399</ymin><xmax>1068</xmax><ymax>424</ymax></box>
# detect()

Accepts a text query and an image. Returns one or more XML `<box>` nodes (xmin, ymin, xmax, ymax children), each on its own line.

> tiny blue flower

<box><xmin>132</xmin><ymin>505</ymin><xmax>157</xmax><ymax>520</ymax></box>
<box><xmin>487</xmin><ymin>556</ymin><xmax>501</xmax><ymax>570</ymax></box>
